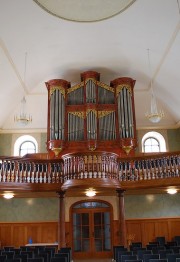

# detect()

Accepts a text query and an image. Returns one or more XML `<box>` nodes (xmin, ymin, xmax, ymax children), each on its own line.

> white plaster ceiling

<box><xmin>0</xmin><ymin>0</ymin><xmax>180</xmax><ymax>132</ymax></box>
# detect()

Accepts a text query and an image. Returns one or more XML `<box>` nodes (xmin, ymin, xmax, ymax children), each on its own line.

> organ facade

<box><xmin>46</xmin><ymin>71</ymin><xmax>137</xmax><ymax>157</ymax></box>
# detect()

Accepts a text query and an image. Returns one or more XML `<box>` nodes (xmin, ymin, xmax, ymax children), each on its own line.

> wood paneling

<box><xmin>126</xmin><ymin>222</ymin><xmax>142</xmax><ymax>242</ymax></box>
<box><xmin>27</xmin><ymin>224</ymin><xmax>42</xmax><ymax>244</ymax></box>
<box><xmin>0</xmin><ymin>222</ymin><xmax>58</xmax><ymax>248</ymax></box>
<box><xmin>13</xmin><ymin>225</ymin><xmax>26</xmax><ymax>247</ymax></box>
<box><xmin>125</xmin><ymin>217</ymin><xmax>180</xmax><ymax>246</ymax></box>
<box><xmin>169</xmin><ymin>219</ymin><xmax>180</xmax><ymax>238</ymax></box>
<box><xmin>41</xmin><ymin>224</ymin><xmax>58</xmax><ymax>243</ymax></box>
<box><xmin>142</xmin><ymin>222</ymin><xmax>156</xmax><ymax>245</ymax></box>
<box><xmin>0</xmin><ymin>225</ymin><xmax>12</xmax><ymax>246</ymax></box>
<box><xmin>0</xmin><ymin>218</ymin><xmax>180</xmax><ymax>248</ymax></box>
<box><xmin>154</xmin><ymin>221</ymin><xmax>169</xmax><ymax>240</ymax></box>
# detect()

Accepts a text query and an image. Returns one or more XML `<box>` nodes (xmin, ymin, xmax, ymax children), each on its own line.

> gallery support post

<box><xmin>117</xmin><ymin>189</ymin><xmax>127</xmax><ymax>246</ymax></box>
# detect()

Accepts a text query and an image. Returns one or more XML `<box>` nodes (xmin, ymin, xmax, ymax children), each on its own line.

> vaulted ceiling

<box><xmin>0</xmin><ymin>0</ymin><xmax>180</xmax><ymax>133</ymax></box>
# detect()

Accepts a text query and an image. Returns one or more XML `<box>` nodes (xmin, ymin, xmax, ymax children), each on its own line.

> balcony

<box><xmin>0</xmin><ymin>151</ymin><xmax>179</xmax><ymax>196</ymax></box>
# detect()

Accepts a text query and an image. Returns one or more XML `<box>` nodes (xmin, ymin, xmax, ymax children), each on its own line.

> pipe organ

<box><xmin>46</xmin><ymin>71</ymin><xmax>137</xmax><ymax>157</ymax></box>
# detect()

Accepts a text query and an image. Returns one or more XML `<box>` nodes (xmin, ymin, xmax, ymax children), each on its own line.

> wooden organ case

<box><xmin>46</xmin><ymin>71</ymin><xmax>137</xmax><ymax>158</ymax></box>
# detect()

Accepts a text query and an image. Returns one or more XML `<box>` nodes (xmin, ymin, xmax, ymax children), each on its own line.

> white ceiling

<box><xmin>0</xmin><ymin>0</ymin><xmax>180</xmax><ymax>133</ymax></box>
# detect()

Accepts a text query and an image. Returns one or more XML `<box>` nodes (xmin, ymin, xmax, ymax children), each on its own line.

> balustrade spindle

<box><xmin>2</xmin><ymin>161</ymin><xmax>6</xmax><ymax>182</ymax></box>
<box><xmin>52</xmin><ymin>163</ymin><xmax>55</xmax><ymax>183</ymax></box>
<box><xmin>31</xmin><ymin>163</ymin><xmax>34</xmax><ymax>183</ymax></box>
<box><xmin>55</xmin><ymin>163</ymin><xmax>59</xmax><ymax>182</ymax></box>
<box><xmin>39</xmin><ymin>163</ymin><xmax>42</xmax><ymax>183</ymax></box>
<box><xmin>26</xmin><ymin>162</ymin><xmax>30</xmax><ymax>183</ymax></box>
<box><xmin>74</xmin><ymin>157</ymin><xmax>77</xmax><ymax>177</ymax></box>
<box><xmin>91</xmin><ymin>155</ymin><xmax>94</xmax><ymax>178</ymax></box>
<box><xmin>59</xmin><ymin>162</ymin><xmax>63</xmax><ymax>181</ymax></box>
<box><xmin>119</xmin><ymin>162</ymin><xmax>122</xmax><ymax>181</ymax></box>
<box><xmin>22</xmin><ymin>163</ymin><xmax>26</xmax><ymax>182</ymax></box>
<box><xmin>6</xmin><ymin>161</ymin><xmax>10</xmax><ymax>182</ymax></box>
<box><xmin>67</xmin><ymin>158</ymin><xmax>70</xmax><ymax>179</ymax></box>
<box><xmin>69</xmin><ymin>158</ymin><xmax>72</xmax><ymax>177</ymax></box>
<box><xmin>42</xmin><ymin>163</ymin><xmax>46</xmax><ymax>183</ymax></box>
<box><xmin>173</xmin><ymin>156</ymin><xmax>177</xmax><ymax>176</ymax></box>
<box><xmin>150</xmin><ymin>159</ymin><xmax>155</xmax><ymax>179</ymax></box>
<box><xmin>154</xmin><ymin>159</ymin><xmax>158</xmax><ymax>178</ymax></box>
<box><xmin>9</xmin><ymin>161</ymin><xmax>13</xmax><ymax>182</ymax></box>
<box><xmin>175</xmin><ymin>156</ymin><xmax>179</xmax><ymax>176</ymax></box>
<box><xmin>35</xmin><ymin>163</ymin><xmax>38</xmax><ymax>183</ymax></box>
<box><xmin>47</xmin><ymin>162</ymin><xmax>51</xmax><ymax>183</ymax></box>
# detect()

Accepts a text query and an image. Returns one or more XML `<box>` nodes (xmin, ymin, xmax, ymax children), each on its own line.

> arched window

<box><xmin>142</xmin><ymin>131</ymin><xmax>166</xmax><ymax>153</ymax></box>
<box><xmin>14</xmin><ymin>135</ymin><xmax>38</xmax><ymax>156</ymax></box>
<box><xmin>19</xmin><ymin>140</ymin><xmax>36</xmax><ymax>156</ymax></box>
<box><xmin>144</xmin><ymin>137</ymin><xmax>160</xmax><ymax>152</ymax></box>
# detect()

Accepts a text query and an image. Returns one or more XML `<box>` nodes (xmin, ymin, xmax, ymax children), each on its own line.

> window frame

<box><xmin>143</xmin><ymin>136</ymin><xmax>160</xmax><ymax>153</ymax></box>
<box><xmin>142</xmin><ymin>131</ymin><xmax>166</xmax><ymax>153</ymax></box>
<box><xmin>19</xmin><ymin>140</ymin><xmax>36</xmax><ymax>157</ymax></box>
<box><xmin>14</xmin><ymin>135</ymin><xmax>38</xmax><ymax>157</ymax></box>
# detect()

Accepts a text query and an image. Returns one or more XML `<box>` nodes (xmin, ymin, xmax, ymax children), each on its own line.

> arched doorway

<box><xmin>71</xmin><ymin>200</ymin><xmax>113</xmax><ymax>259</ymax></box>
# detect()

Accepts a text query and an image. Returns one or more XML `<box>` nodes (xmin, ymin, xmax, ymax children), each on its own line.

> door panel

<box><xmin>72</xmin><ymin>206</ymin><xmax>112</xmax><ymax>258</ymax></box>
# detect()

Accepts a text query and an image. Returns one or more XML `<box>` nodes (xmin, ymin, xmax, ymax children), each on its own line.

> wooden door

<box><xmin>72</xmin><ymin>201</ymin><xmax>112</xmax><ymax>259</ymax></box>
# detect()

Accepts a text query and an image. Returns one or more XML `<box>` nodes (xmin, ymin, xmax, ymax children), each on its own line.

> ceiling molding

<box><xmin>148</xmin><ymin>20</ymin><xmax>180</xmax><ymax>92</ymax></box>
<box><xmin>0</xmin><ymin>38</ymin><xmax>28</xmax><ymax>94</ymax></box>
<box><xmin>0</xmin><ymin>128</ymin><xmax>47</xmax><ymax>134</ymax></box>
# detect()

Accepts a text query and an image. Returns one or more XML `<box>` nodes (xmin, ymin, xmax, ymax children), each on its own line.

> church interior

<box><xmin>0</xmin><ymin>0</ymin><xmax>180</xmax><ymax>260</ymax></box>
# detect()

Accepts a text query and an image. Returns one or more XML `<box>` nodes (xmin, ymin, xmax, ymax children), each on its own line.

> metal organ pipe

<box><xmin>117</xmin><ymin>87</ymin><xmax>134</xmax><ymax>139</ymax></box>
<box><xmin>87</xmin><ymin>111</ymin><xmax>97</xmax><ymax>140</ymax></box>
<box><xmin>123</xmin><ymin>88</ymin><xmax>129</xmax><ymax>138</ymax></box>
<box><xmin>86</xmin><ymin>79</ymin><xmax>96</xmax><ymax>104</ymax></box>
<box><xmin>48</xmin><ymin>88</ymin><xmax>66</xmax><ymax>141</ymax></box>
<box><xmin>50</xmin><ymin>92</ymin><xmax>54</xmax><ymax>140</ymax></box>
<box><xmin>128</xmin><ymin>92</ymin><xmax>134</xmax><ymax>138</ymax></box>
<box><xmin>120</xmin><ymin>91</ymin><xmax>125</xmax><ymax>138</ymax></box>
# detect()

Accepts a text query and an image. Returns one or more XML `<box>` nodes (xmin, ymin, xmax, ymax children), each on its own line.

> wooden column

<box><xmin>117</xmin><ymin>189</ymin><xmax>127</xmax><ymax>246</ymax></box>
<box><xmin>57</xmin><ymin>190</ymin><xmax>66</xmax><ymax>249</ymax></box>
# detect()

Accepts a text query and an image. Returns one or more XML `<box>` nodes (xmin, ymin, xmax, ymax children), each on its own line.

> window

<box><xmin>73</xmin><ymin>201</ymin><xmax>109</xmax><ymax>209</ymax></box>
<box><xmin>144</xmin><ymin>137</ymin><xmax>160</xmax><ymax>152</ymax></box>
<box><xmin>19</xmin><ymin>141</ymin><xmax>36</xmax><ymax>156</ymax></box>
<box><xmin>142</xmin><ymin>131</ymin><xmax>166</xmax><ymax>153</ymax></box>
<box><xmin>14</xmin><ymin>135</ymin><xmax>38</xmax><ymax>156</ymax></box>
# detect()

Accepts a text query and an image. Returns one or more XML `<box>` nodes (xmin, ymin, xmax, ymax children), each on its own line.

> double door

<box><xmin>72</xmin><ymin>207</ymin><xmax>112</xmax><ymax>258</ymax></box>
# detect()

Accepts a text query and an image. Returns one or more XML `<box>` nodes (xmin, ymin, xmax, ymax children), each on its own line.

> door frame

<box><xmin>70</xmin><ymin>199</ymin><xmax>113</xmax><ymax>259</ymax></box>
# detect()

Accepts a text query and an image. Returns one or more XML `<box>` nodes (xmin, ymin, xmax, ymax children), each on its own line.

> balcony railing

<box><xmin>0</xmin><ymin>158</ymin><xmax>64</xmax><ymax>184</ymax></box>
<box><xmin>118</xmin><ymin>152</ymin><xmax>180</xmax><ymax>182</ymax></box>
<box><xmin>0</xmin><ymin>152</ymin><xmax>179</xmax><ymax>186</ymax></box>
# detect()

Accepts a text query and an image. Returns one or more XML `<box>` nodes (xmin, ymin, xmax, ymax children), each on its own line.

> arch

<box><xmin>142</xmin><ymin>131</ymin><xmax>166</xmax><ymax>152</ymax></box>
<box><xmin>14</xmin><ymin>135</ymin><xmax>38</xmax><ymax>156</ymax></box>
<box><xmin>71</xmin><ymin>199</ymin><xmax>112</xmax><ymax>210</ymax></box>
